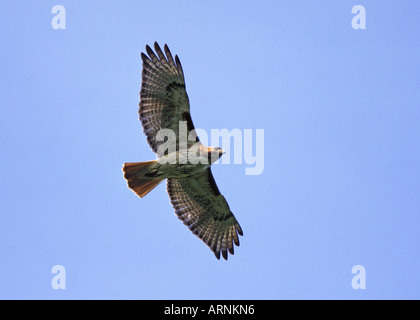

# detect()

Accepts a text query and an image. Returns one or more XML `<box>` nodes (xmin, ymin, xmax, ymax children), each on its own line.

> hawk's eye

<box><xmin>214</xmin><ymin>147</ymin><xmax>220</xmax><ymax>151</ymax></box>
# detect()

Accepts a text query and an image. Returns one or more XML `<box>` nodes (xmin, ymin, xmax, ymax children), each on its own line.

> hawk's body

<box><xmin>123</xmin><ymin>42</ymin><xmax>243</xmax><ymax>260</ymax></box>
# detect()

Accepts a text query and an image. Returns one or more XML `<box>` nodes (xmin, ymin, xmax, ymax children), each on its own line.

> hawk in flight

<box><xmin>123</xmin><ymin>42</ymin><xmax>243</xmax><ymax>260</ymax></box>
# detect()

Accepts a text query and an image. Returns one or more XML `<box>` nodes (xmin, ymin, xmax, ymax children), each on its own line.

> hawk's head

<box><xmin>206</xmin><ymin>146</ymin><xmax>225</xmax><ymax>164</ymax></box>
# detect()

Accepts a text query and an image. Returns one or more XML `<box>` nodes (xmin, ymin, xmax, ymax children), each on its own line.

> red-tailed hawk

<box><xmin>123</xmin><ymin>42</ymin><xmax>243</xmax><ymax>260</ymax></box>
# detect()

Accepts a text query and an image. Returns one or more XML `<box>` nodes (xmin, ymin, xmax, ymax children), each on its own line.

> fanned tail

<box><xmin>122</xmin><ymin>161</ymin><xmax>163</xmax><ymax>198</ymax></box>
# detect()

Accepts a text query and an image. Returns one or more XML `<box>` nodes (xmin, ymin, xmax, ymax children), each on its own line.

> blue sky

<box><xmin>1</xmin><ymin>0</ymin><xmax>420</xmax><ymax>299</ymax></box>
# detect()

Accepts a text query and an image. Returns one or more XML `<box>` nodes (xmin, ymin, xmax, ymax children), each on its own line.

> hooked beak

<box><xmin>208</xmin><ymin>147</ymin><xmax>226</xmax><ymax>155</ymax></box>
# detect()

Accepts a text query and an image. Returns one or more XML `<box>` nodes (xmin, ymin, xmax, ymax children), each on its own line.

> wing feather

<box><xmin>139</xmin><ymin>42</ymin><xmax>198</xmax><ymax>156</ymax></box>
<box><xmin>164</xmin><ymin>44</ymin><xmax>178</xmax><ymax>72</ymax></box>
<box><xmin>166</xmin><ymin>168</ymin><xmax>243</xmax><ymax>260</ymax></box>
<box><xmin>153</xmin><ymin>42</ymin><xmax>173</xmax><ymax>72</ymax></box>
<box><xmin>175</xmin><ymin>55</ymin><xmax>184</xmax><ymax>76</ymax></box>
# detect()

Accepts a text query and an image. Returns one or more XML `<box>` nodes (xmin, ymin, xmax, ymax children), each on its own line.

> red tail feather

<box><xmin>122</xmin><ymin>161</ymin><xmax>163</xmax><ymax>198</ymax></box>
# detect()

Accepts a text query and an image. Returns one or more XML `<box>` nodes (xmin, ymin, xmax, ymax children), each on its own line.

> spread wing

<box><xmin>139</xmin><ymin>42</ymin><xmax>200</xmax><ymax>157</ymax></box>
<box><xmin>166</xmin><ymin>168</ymin><xmax>243</xmax><ymax>260</ymax></box>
